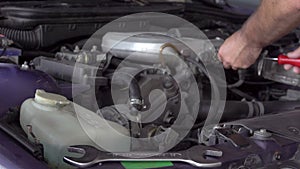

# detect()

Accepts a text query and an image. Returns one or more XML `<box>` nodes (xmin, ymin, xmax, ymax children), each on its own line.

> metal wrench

<box><xmin>63</xmin><ymin>145</ymin><xmax>223</xmax><ymax>168</ymax></box>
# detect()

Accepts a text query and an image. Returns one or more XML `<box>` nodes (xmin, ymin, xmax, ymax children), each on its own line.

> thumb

<box><xmin>287</xmin><ymin>47</ymin><xmax>300</xmax><ymax>58</ymax></box>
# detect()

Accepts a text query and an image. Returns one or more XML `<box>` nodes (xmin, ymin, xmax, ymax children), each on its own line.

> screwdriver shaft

<box><xmin>264</xmin><ymin>57</ymin><xmax>278</xmax><ymax>61</ymax></box>
<box><xmin>264</xmin><ymin>55</ymin><xmax>300</xmax><ymax>67</ymax></box>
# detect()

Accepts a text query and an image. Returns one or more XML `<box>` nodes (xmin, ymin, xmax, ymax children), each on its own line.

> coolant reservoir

<box><xmin>20</xmin><ymin>90</ymin><xmax>130</xmax><ymax>169</ymax></box>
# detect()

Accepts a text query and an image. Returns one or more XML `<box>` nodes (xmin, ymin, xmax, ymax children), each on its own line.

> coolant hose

<box><xmin>198</xmin><ymin>100</ymin><xmax>300</xmax><ymax>122</ymax></box>
<box><xmin>129</xmin><ymin>78</ymin><xmax>143</xmax><ymax>111</ymax></box>
<box><xmin>110</xmin><ymin>69</ymin><xmax>143</xmax><ymax>111</ymax></box>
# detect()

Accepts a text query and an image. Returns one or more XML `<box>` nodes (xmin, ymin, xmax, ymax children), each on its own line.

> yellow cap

<box><xmin>34</xmin><ymin>89</ymin><xmax>70</xmax><ymax>106</ymax></box>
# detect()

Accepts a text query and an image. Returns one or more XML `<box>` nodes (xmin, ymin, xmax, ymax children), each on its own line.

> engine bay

<box><xmin>0</xmin><ymin>1</ymin><xmax>300</xmax><ymax>169</ymax></box>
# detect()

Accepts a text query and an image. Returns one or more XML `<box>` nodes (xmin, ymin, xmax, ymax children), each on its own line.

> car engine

<box><xmin>0</xmin><ymin>1</ymin><xmax>300</xmax><ymax>169</ymax></box>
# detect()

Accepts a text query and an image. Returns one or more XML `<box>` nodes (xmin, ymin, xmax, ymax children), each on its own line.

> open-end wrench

<box><xmin>63</xmin><ymin>145</ymin><xmax>223</xmax><ymax>168</ymax></box>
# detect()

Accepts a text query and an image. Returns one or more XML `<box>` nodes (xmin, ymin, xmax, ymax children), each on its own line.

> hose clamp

<box><xmin>130</xmin><ymin>99</ymin><xmax>144</xmax><ymax>107</ymax></box>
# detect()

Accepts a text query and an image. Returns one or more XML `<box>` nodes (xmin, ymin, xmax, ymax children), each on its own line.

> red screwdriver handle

<box><xmin>278</xmin><ymin>54</ymin><xmax>300</xmax><ymax>67</ymax></box>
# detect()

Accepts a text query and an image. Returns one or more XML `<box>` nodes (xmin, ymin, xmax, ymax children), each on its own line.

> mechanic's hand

<box><xmin>218</xmin><ymin>30</ymin><xmax>262</xmax><ymax>70</ymax></box>
<box><xmin>284</xmin><ymin>47</ymin><xmax>300</xmax><ymax>74</ymax></box>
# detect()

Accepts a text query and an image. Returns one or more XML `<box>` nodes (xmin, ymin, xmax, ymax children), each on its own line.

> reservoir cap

<box><xmin>34</xmin><ymin>89</ymin><xmax>70</xmax><ymax>106</ymax></box>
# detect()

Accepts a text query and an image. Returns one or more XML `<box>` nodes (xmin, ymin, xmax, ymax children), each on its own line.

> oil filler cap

<box><xmin>34</xmin><ymin>89</ymin><xmax>70</xmax><ymax>106</ymax></box>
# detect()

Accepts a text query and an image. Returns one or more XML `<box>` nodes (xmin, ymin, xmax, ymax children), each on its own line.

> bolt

<box><xmin>260</xmin><ymin>129</ymin><xmax>267</xmax><ymax>133</ymax></box>
<box><xmin>215</xmin><ymin>37</ymin><xmax>222</xmax><ymax>41</ymax></box>
<box><xmin>91</xmin><ymin>45</ymin><xmax>97</xmax><ymax>52</ymax></box>
<box><xmin>60</xmin><ymin>46</ymin><xmax>67</xmax><ymax>52</ymax></box>
<box><xmin>288</xmin><ymin>127</ymin><xmax>300</xmax><ymax>135</ymax></box>
<box><xmin>274</xmin><ymin>152</ymin><xmax>281</xmax><ymax>160</ymax></box>
<box><xmin>254</xmin><ymin>128</ymin><xmax>272</xmax><ymax>138</ymax></box>
<box><xmin>21</xmin><ymin>61</ymin><xmax>29</xmax><ymax>70</ymax></box>
<box><xmin>74</xmin><ymin>46</ymin><xmax>80</xmax><ymax>53</ymax></box>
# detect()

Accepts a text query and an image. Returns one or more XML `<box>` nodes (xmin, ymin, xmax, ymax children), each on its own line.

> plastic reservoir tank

<box><xmin>20</xmin><ymin>90</ymin><xmax>131</xmax><ymax>169</ymax></box>
<box><xmin>0</xmin><ymin>63</ymin><xmax>59</xmax><ymax>117</ymax></box>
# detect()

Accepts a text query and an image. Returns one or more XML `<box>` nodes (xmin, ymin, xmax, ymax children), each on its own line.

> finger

<box><xmin>223</xmin><ymin>62</ymin><xmax>231</xmax><ymax>69</ymax></box>
<box><xmin>284</xmin><ymin>64</ymin><xmax>293</xmax><ymax>70</ymax></box>
<box><xmin>232</xmin><ymin>66</ymin><xmax>238</xmax><ymax>70</ymax></box>
<box><xmin>287</xmin><ymin>47</ymin><xmax>300</xmax><ymax>58</ymax></box>
<box><xmin>217</xmin><ymin>53</ymin><xmax>223</xmax><ymax>62</ymax></box>
<box><xmin>293</xmin><ymin>67</ymin><xmax>300</xmax><ymax>74</ymax></box>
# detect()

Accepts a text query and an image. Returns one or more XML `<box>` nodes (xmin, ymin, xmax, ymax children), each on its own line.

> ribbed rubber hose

<box><xmin>0</xmin><ymin>27</ymin><xmax>38</xmax><ymax>49</ymax></box>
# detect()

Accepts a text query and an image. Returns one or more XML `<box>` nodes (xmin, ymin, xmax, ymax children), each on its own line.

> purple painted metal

<box><xmin>0</xmin><ymin>63</ymin><xmax>60</xmax><ymax>117</ymax></box>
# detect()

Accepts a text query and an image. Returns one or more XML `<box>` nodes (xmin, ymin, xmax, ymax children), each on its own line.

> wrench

<box><xmin>63</xmin><ymin>145</ymin><xmax>223</xmax><ymax>168</ymax></box>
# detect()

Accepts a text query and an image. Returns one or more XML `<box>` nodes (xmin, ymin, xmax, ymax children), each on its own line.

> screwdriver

<box><xmin>264</xmin><ymin>54</ymin><xmax>300</xmax><ymax>67</ymax></box>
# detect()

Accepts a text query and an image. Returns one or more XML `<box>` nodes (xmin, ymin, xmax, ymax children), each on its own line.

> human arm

<box><xmin>218</xmin><ymin>0</ymin><xmax>300</xmax><ymax>69</ymax></box>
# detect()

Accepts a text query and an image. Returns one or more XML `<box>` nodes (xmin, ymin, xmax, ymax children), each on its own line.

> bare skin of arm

<box><xmin>218</xmin><ymin>0</ymin><xmax>300</xmax><ymax>70</ymax></box>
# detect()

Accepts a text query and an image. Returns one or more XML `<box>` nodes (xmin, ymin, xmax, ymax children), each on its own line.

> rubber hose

<box><xmin>198</xmin><ymin>100</ymin><xmax>300</xmax><ymax>122</ymax></box>
<box><xmin>129</xmin><ymin>78</ymin><xmax>143</xmax><ymax>111</ymax></box>
<box><xmin>111</xmin><ymin>71</ymin><xmax>143</xmax><ymax>111</ymax></box>
<box><xmin>0</xmin><ymin>27</ymin><xmax>38</xmax><ymax>49</ymax></box>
